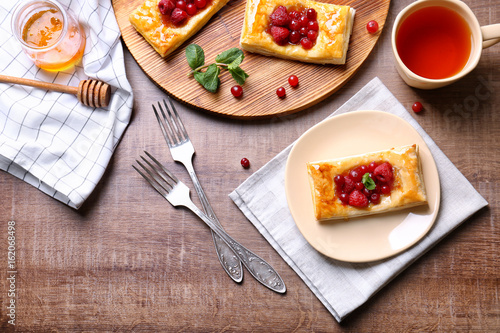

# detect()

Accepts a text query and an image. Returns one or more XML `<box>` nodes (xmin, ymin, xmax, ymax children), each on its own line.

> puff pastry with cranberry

<box><xmin>240</xmin><ymin>0</ymin><xmax>355</xmax><ymax>64</ymax></box>
<box><xmin>129</xmin><ymin>0</ymin><xmax>229</xmax><ymax>57</ymax></box>
<box><xmin>306</xmin><ymin>144</ymin><xmax>428</xmax><ymax>221</ymax></box>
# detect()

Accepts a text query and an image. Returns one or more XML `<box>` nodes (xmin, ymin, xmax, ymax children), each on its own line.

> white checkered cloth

<box><xmin>229</xmin><ymin>77</ymin><xmax>488</xmax><ymax>322</ymax></box>
<box><xmin>0</xmin><ymin>0</ymin><xmax>133</xmax><ymax>209</ymax></box>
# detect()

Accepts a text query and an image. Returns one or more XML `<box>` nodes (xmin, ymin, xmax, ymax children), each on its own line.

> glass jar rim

<box><xmin>11</xmin><ymin>0</ymin><xmax>69</xmax><ymax>51</ymax></box>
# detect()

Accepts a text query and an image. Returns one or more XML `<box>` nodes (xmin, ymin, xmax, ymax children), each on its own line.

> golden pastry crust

<box><xmin>306</xmin><ymin>145</ymin><xmax>427</xmax><ymax>221</ymax></box>
<box><xmin>240</xmin><ymin>0</ymin><xmax>355</xmax><ymax>64</ymax></box>
<box><xmin>129</xmin><ymin>0</ymin><xmax>229</xmax><ymax>57</ymax></box>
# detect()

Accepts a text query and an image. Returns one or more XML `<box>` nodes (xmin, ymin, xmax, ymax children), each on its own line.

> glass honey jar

<box><xmin>11</xmin><ymin>0</ymin><xmax>86</xmax><ymax>71</ymax></box>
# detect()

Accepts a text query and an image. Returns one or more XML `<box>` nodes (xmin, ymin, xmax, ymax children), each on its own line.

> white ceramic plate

<box><xmin>285</xmin><ymin>111</ymin><xmax>441</xmax><ymax>263</ymax></box>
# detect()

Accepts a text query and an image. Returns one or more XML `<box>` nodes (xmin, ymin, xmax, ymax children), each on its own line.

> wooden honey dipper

<box><xmin>0</xmin><ymin>74</ymin><xmax>111</xmax><ymax>108</ymax></box>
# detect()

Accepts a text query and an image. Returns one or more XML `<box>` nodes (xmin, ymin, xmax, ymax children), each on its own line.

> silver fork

<box><xmin>152</xmin><ymin>98</ymin><xmax>243</xmax><ymax>283</ymax></box>
<box><xmin>133</xmin><ymin>152</ymin><xmax>286</xmax><ymax>294</ymax></box>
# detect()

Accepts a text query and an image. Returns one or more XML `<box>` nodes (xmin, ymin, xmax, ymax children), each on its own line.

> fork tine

<box><xmin>158</xmin><ymin>99</ymin><xmax>183</xmax><ymax>145</ymax></box>
<box><xmin>152</xmin><ymin>104</ymin><xmax>173</xmax><ymax>147</ymax></box>
<box><xmin>143</xmin><ymin>150</ymin><xmax>179</xmax><ymax>183</ymax></box>
<box><xmin>165</xmin><ymin>97</ymin><xmax>189</xmax><ymax>141</ymax></box>
<box><xmin>155</xmin><ymin>100</ymin><xmax>180</xmax><ymax>146</ymax></box>
<box><xmin>133</xmin><ymin>162</ymin><xmax>170</xmax><ymax>197</ymax></box>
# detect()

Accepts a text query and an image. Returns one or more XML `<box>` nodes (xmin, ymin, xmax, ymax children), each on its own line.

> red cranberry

<box><xmin>289</xmin><ymin>19</ymin><xmax>301</xmax><ymax>31</ymax></box>
<box><xmin>176</xmin><ymin>0</ymin><xmax>186</xmax><ymax>10</ymax></box>
<box><xmin>299</xmin><ymin>15</ymin><xmax>308</xmax><ymax>27</ymax></box>
<box><xmin>158</xmin><ymin>0</ymin><xmax>175</xmax><ymax>15</ymax></box>
<box><xmin>186</xmin><ymin>3</ymin><xmax>197</xmax><ymax>15</ymax></box>
<box><xmin>334</xmin><ymin>175</ymin><xmax>344</xmax><ymax>187</ymax></box>
<box><xmin>289</xmin><ymin>10</ymin><xmax>300</xmax><ymax>19</ymax></box>
<box><xmin>170</xmin><ymin>8</ymin><xmax>188</xmax><ymax>25</ymax></box>
<box><xmin>368</xmin><ymin>161</ymin><xmax>378</xmax><ymax>172</ymax></box>
<box><xmin>366</xmin><ymin>20</ymin><xmax>379</xmax><ymax>33</ymax></box>
<box><xmin>349</xmin><ymin>169</ymin><xmax>362</xmax><ymax>182</ymax></box>
<box><xmin>289</xmin><ymin>31</ymin><xmax>301</xmax><ymax>44</ymax></box>
<box><xmin>359</xmin><ymin>165</ymin><xmax>368</xmax><ymax>174</ymax></box>
<box><xmin>299</xmin><ymin>27</ymin><xmax>308</xmax><ymax>36</ymax></box>
<box><xmin>339</xmin><ymin>193</ymin><xmax>349</xmax><ymax>204</ymax></box>
<box><xmin>241</xmin><ymin>158</ymin><xmax>250</xmax><ymax>169</ymax></box>
<box><xmin>307</xmin><ymin>30</ymin><xmax>318</xmax><ymax>41</ymax></box>
<box><xmin>380</xmin><ymin>184</ymin><xmax>391</xmax><ymax>195</ymax></box>
<box><xmin>308</xmin><ymin>20</ymin><xmax>319</xmax><ymax>31</ymax></box>
<box><xmin>412</xmin><ymin>101</ymin><xmax>423</xmax><ymax>113</ymax></box>
<box><xmin>370</xmin><ymin>193</ymin><xmax>381</xmax><ymax>204</ymax></box>
<box><xmin>363</xmin><ymin>187</ymin><xmax>372</xmax><ymax>197</ymax></box>
<box><xmin>288</xmin><ymin>75</ymin><xmax>299</xmax><ymax>87</ymax></box>
<box><xmin>276</xmin><ymin>87</ymin><xmax>286</xmax><ymax>98</ymax></box>
<box><xmin>194</xmin><ymin>0</ymin><xmax>206</xmax><ymax>8</ymax></box>
<box><xmin>355</xmin><ymin>182</ymin><xmax>364</xmax><ymax>191</ymax></box>
<box><xmin>300</xmin><ymin>37</ymin><xmax>313</xmax><ymax>49</ymax></box>
<box><xmin>231</xmin><ymin>85</ymin><xmax>243</xmax><ymax>98</ymax></box>
<box><xmin>306</xmin><ymin>8</ymin><xmax>317</xmax><ymax>21</ymax></box>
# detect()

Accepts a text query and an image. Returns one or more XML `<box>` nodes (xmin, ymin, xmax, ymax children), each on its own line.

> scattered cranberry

<box><xmin>289</xmin><ymin>31</ymin><xmax>301</xmax><ymax>44</ymax></box>
<box><xmin>231</xmin><ymin>85</ymin><xmax>243</xmax><ymax>98</ymax></box>
<box><xmin>241</xmin><ymin>158</ymin><xmax>250</xmax><ymax>169</ymax></box>
<box><xmin>349</xmin><ymin>169</ymin><xmax>362</xmax><ymax>182</ymax></box>
<box><xmin>412</xmin><ymin>101</ymin><xmax>423</xmax><ymax>113</ymax></box>
<box><xmin>276</xmin><ymin>87</ymin><xmax>286</xmax><ymax>98</ymax></box>
<box><xmin>339</xmin><ymin>193</ymin><xmax>350</xmax><ymax>204</ymax></box>
<box><xmin>288</xmin><ymin>75</ymin><xmax>299</xmax><ymax>87</ymax></box>
<box><xmin>368</xmin><ymin>161</ymin><xmax>378</xmax><ymax>172</ymax></box>
<box><xmin>289</xmin><ymin>19</ymin><xmax>301</xmax><ymax>31</ymax></box>
<box><xmin>299</xmin><ymin>15</ymin><xmax>309</xmax><ymax>27</ymax></box>
<box><xmin>366</xmin><ymin>20</ymin><xmax>379</xmax><ymax>34</ymax></box>
<box><xmin>355</xmin><ymin>182</ymin><xmax>364</xmax><ymax>191</ymax></box>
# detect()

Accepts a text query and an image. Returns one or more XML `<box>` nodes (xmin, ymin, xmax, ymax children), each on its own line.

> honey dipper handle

<box><xmin>0</xmin><ymin>74</ymin><xmax>78</xmax><ymax>95</ymax></box>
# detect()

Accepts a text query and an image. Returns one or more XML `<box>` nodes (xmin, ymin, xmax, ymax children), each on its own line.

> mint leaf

<box><xmin>362</xmin><ymin>173</ymin><xmax>376</xmax><ymax>190</ymax></box>
<box><xmin>215</xmin><ymin>48</ymin><xmax>244</xmax><ymax>65</ymax></box>
<box><xmin>228</xmin><ymin>66</ymin><xmax>249</xmax><ymax>85</ymax></box>
<box><xmin>227</xmin><ymin>54</ymin><xmax>244</xmax><ymax>69</ymax></box>
<box><xmin>186</xmin><ymin>44</ymin><xmax>205</xmax><ymax>70</ymax></box>
<box><xmin>193</xmin><ymin>71</ymin><xmax>206</xmax><ymax>87</ymax></box>
<box><xmin>200</xmin><ymin>64</ymin><xmax>220</xmax><ymax>93</ymax></box>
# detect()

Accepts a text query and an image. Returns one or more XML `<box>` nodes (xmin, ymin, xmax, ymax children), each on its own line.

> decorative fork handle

<box><xmin>183</xmin><ymin>162</ymin><xmax>244</xmax><ymax>283</ymax></box>
<box><xmin>183</xmin><ymin>198</ymin><xmax>286</xmax><ymax>294</ymax></box>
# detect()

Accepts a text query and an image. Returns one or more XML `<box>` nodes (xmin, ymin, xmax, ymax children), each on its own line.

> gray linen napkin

<box><xmin>229</xmin><ymin>77</ymin><xmax>488</xmax><ymax>322</ymax></box>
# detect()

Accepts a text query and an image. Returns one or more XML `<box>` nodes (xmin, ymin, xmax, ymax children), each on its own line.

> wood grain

<box><xmin>1</xmin><ymin>0</ymin><xmax>499</xmax><ymax>331</ymax></box>
<box><xmin>113</xmin><ymin>0</ymin><xmax>390</xmax><ymax>118</ymax></box>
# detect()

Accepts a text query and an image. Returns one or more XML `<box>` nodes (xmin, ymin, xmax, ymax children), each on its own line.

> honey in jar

<box><xmin>12</xmin><ymin>0</ymin><xmax>86</xmax><ymax>71</ymax></box>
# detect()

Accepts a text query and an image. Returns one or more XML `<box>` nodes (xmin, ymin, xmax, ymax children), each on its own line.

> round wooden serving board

<box><xmin>113</xmin><ymin>0</ymin><xmax>390</xmax><ymax>118</ymax></box>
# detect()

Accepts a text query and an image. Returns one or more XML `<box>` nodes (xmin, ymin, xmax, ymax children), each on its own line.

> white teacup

<box><xmin>392</xmin><ymin>0</ymin><xmax>500</xmax><ymax>89</ymax></box>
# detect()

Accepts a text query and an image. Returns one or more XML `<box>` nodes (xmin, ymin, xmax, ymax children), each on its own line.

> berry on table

<box><xmin>276</xmin><ymin>87</ymin><xmax>286</xmax><ymax>98</ymax></box>
<box><xmin>231</xmin><ymin>85</ymin><xmax>243</xmax><ymax>98</ymax></box>
<box><xmin>288</xmin><ymin>75</ymin><xmax>299</xmax><ymax>87</ymax></box>
<box><xmin>366</xmin><ymin>20</ymin><xmax>379</xmax><ymax>34</ymax></box>
<box><xmin>241</xmin><ymin>158</ymin><xmax>250</xmax><ymax>169</ymax></box>
<box><xmin>412</xmin><ymin>101</ymin><xmax>423</xmax><ymax>113</ymax></box>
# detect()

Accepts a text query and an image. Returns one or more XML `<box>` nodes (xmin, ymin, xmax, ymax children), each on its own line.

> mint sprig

<box><xmin>362</xmin><ymin>173</ymin><xmax>376</xmax><ymax>190</ymax></box>
<box><xmin>186</xmin><ymin>44</ymin><xmax>249</xmax><ymax>93</ymax></box>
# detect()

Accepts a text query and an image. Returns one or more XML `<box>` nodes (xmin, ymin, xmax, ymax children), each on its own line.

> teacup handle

<box><xmin>481</xmin><ymin>24</ymin><xmax>500</xmax><ymax>49</ymax></box>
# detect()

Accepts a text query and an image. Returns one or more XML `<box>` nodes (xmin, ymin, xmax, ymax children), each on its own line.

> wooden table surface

<box><xmin>1</xmin><ymin>0</ymin><xmax>499</xmax><ymax>331</ymax></box>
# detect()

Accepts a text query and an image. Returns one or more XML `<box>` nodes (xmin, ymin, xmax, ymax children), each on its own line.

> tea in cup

<box><xmin>11</xmin><ymin>0</ymin><xmax>86</xmax><ymax>72</ymax></box>
<box><xmin>391</xmin><ymin>0</ymin><xmax>500</xmax><ymax>89</ymax></box>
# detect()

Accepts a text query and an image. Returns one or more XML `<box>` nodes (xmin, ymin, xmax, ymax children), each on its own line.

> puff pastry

<box><xmin>240</xmin><ymin>0</ymin><xmax>355</xmax><ymax>64</ymax></box>
<box><xmin>129</xmin><ymin>0</ymin><xmax>229</xmax><ymax>57</ymax></box>
<box><xmin>306</xmin><ymin>145</ymin><xmax>428</xmax><ymax>221</ymax></box>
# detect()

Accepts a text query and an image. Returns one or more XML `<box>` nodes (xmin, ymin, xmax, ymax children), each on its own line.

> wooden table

<box><xmin>1</xmin><ymin>0</ymin><xmax>498</xmax><ymax>331</ymax></box>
